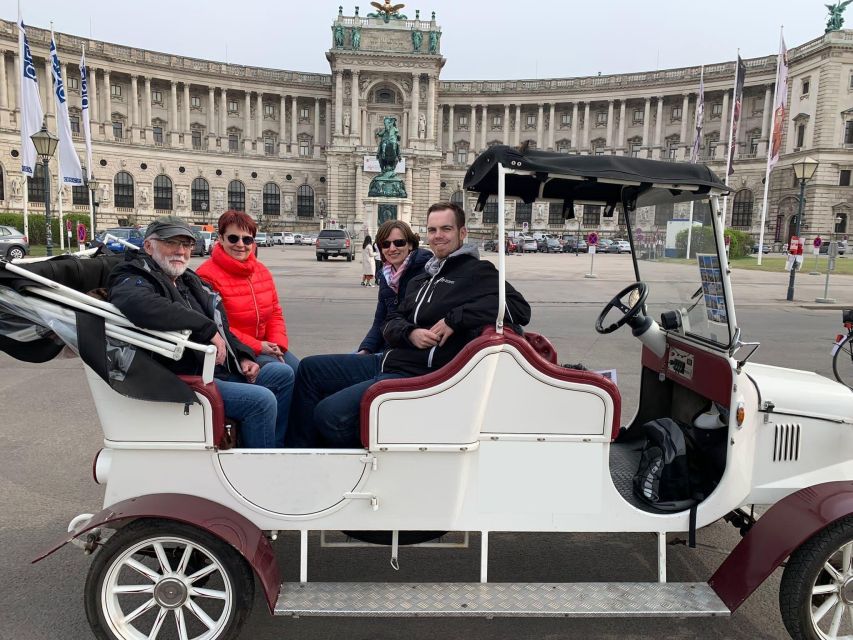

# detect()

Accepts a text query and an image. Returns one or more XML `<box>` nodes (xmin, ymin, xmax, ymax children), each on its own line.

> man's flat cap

<box><xmin>144</xmin><ymin>216</ymin><xmax>195</xmax><ymax>240</ymax></box>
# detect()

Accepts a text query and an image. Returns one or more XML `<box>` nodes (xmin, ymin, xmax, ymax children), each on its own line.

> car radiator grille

<box><xmin>772</xmin><ymin>423</ymin><xmax>801</xmax><ymax>462</ymax></box>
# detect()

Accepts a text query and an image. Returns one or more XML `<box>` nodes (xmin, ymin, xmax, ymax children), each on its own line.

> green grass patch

<box><xmin>648</xmin><ymin>255</ymin><xmax>853</xmax><ymax>275</ymax></box>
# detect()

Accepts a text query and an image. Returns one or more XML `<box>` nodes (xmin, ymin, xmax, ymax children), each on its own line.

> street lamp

<box><xmin>87</xmin><ymin>174</ymin><xmax>100</xmax><ymax>240</ymax></box>
<box><xmin>30</xmin><ymin>124</ymin><xmax>59</xmax><ymax>256</ymax></box>
<box><xmin>786</xmin><ymin>156</ymin><xmax>819</xmax><ymax>301</ymax></box>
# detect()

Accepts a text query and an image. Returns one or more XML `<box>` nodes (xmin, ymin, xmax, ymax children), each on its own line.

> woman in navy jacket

<box><xmin>357</xmin><ymin>220</ymin><xmax>431</xmax><ymax>354</ymax></box>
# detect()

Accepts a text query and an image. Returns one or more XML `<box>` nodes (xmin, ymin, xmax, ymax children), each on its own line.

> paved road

<box><xmin>1</xmin><ymin>247</ymin><xmax>850</xmax><ymax>640</ymax></box>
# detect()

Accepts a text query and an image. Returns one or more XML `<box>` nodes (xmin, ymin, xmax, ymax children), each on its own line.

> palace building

<box><xmin>2</xmin><ymin>10</ymin><xmax>852</xmax><ymax>242</ymax></box>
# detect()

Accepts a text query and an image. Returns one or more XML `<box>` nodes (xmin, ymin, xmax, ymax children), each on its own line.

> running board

<box><xmin>275</xmin><ymin>582</ymin><xmax>730</xmax><ymax>618</ymax></box>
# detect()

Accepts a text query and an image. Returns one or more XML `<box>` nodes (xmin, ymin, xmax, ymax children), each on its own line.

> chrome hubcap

<box><xmin>842</xmin><ymin>577</ymin><xmax>853</xmax><ymax>606</ymax></box>
<box><xmin>154</xmin><ymin>577</ymin><xmax>188</xmax><ymax>609</ymax></box>
<box><xmin>810</xmin><ymin>540</ymin><xmax>853</xmax><ymax>639</ymax></box>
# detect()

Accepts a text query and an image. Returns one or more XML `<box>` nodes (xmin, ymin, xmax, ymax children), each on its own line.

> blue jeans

<box><xmin>257</xmin><ymin>349</ymin><xmax>300</xmax><ymax>375</ymax></box>
<box><xmin>286</xmin><ymin>353</ymin><xmax>404</xmax><ymax>448</ymax></box>
<box><xmin>215</xmin><ymin>361</ymin><xmax>295</xmax><ymax>448</ymax></box>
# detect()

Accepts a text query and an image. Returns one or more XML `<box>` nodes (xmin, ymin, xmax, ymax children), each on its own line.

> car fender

<box><xmin>32</xmin><ymin>493</ymin><xmax>281</xmax><ymax>612</ymax></box>
<box><xmin>709</xmin><ymin>481</ymin><xmax>853</xmax><ymax>612</ymax></box>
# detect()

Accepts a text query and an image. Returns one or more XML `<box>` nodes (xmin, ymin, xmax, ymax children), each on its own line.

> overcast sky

<box><xmin>11</xmin><ymin>1</ymin><xmax>828</xmax><ymax>79</ymax></box>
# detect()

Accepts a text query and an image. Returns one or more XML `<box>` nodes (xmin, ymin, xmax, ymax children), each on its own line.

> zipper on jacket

<box><xmin>246</xmin><ymin>277</ymin><xmax>260</xmax><ymax>339</ymax></box>
<box><xmin>413</xmin><ymin>261</ymin><xmax>445</xmax><ymax>324</ymax></box>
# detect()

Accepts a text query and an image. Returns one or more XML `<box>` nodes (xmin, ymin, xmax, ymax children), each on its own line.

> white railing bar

<box><xmin>496</xmin><ymin>164</ymin><xmax>506</xmax><ymax>334</ymax></box>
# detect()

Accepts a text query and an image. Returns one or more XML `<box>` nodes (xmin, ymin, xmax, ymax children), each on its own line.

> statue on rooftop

<box><xmin>826</xmin><ymin>0</ymin><xmax>852</xmax><ymax>31</ymax></box>
<box><xmin>412</xmin><ymin>29</ymin><xmax>423</xmax><ymax>52</ymax></box>
<box><xmin>351</xmin><ymin>26</ymin><xmax>361</xmax><ymax>50</ymax></box>
<box><xmin>333</xmin><ymin>24</ymin><xmax>345</xmax><ymax>48</ymax></box>
<box><xmin>428</xmin><ymin>30</ymin><xmax>440</xmax><ymax>54</ymax></box>
<box><xmin>367</xmin><ymin>0</ymin><xmax>407</xmax><ymax>23</ymax></box>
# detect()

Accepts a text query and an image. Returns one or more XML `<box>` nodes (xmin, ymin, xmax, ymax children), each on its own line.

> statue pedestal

<box><xmin>361</xmin><ymin>197</ymin><xmax>413</xmax><ymax>237</ymax></box>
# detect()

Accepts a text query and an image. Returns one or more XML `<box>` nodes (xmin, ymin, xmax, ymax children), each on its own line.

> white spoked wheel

<box><xmin>85</xmin><ymin>521</ymin><xmax>253</xmax><ymax>640</ymax></box>
<box><xmin>780</xmin><ymin>516</ymin><xmax>853</xmax><ymax>640</ymax></box>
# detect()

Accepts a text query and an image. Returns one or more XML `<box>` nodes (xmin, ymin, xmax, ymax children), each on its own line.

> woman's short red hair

<box><xmin>217</xmin><ymin>210</ymin><xmax>257</xmax><ymax>237</ymax></box>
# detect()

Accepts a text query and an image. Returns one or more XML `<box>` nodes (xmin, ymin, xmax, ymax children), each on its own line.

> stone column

<box><xmin>582</xmin><ymin>102</ymin><xmax>590</xmax><ymax>151</ymax></box>
<box><xmin>402</xmin><ymin>110</ymin><xmax>408</xmax><ymax>147</ymax></box>
<box><xmin>279</xmin><ymin>94</ymin><xmax>287</xmax><ymax>155</ymax></box>
<box><xmin>481</xmin><ymin>104</ymin><xmax>488</xmax><ymax>150</ymax></box>
<box><xmin>220</xmin><ymin>89</ymin><xmax>228</xmax><ymax>145</ymax></box>
<box><xmin>641</xmin><ymin>97</ymin><xmax>651</xmax><ymax>155</ymax></box>
<box><xmin>143</xmin><ymin>76</ymin><xmax>151</xmax><ymax>140</ymax></box>
<box><xmin>291</xmin><ymin>96</ymin><xmax>298</xmax><ymax>153</ymax></box>
<box><xmin>314</xmin><ymin>97</ymin><xmax>321</xmax><ymax>156</ymax></box>
<box><xmin>514</xmin><ymin>104</ymin><xmax>521</xmax><ymax>146</ymax></box>
<box><xmin>759</xmin><ymin>84</ymin><xmax>772</xmax><ymax>156</ymax></box>
<box><xmin>504</xmin><ymin>104</ymin><xmax>510</xmax><ymax>144</ymax></box>
<box><xmin>605</xmin><ymin>100</ymin><xmax>614</xmax><ymax>149</ymax></box>
<box><xmin>717</xmin><ymin>90</ymin><xmax>729</xmax><ymax>159</ymax></box>
<box><xmin>89</xmin><ymin>68</ymin><xmax>99</xmax><ymax>124</ymax></box>
<box><xmin>208</xmin><ymin>87</ymin><xmax>216</xmax><ymax>143</ymax></box>
<box><xmin>470</xmin><ymin>104</ymin><xmax>477</xmax><ymax>152</ymax></box>
<box><xmin>447</xmin><ymin>104</ymin><xmax>455</xmax><ymax>162</ymax></box>
<box><xmin>411</xmin><ymin>73</ymin><xmax>420</xmax><ymax>140</ymax></box>
<box><xmin>243</xmin><ymin>91</ymin><xmax>251</xmax><ymax>152</ymax></box>
<box><xmin>536</xmin><ymin>103</ymin><xmax>544</xmax><ymax>149</ymax></box>
<box><xmin>427</xmin><ymin>75</ymin><xmax>436</xmax><ymax>140</ymax></box>
<box><xmin>44</xmin><ymin>59</ymin><xmax>53</xmax><ymax>116</ymax></box>
<box><xmin>571</xmin><ymin>102</ymin><xmax>578</xmax><ymax>150</ymax></box>
<box><xmin>184</xmin><ymin>83</ymin><xmax>191</xmax><ymax>146</ymax></box>
<box><xmin>437</xmin><ymin>105</ymin><xmax>443</xmax><ymax>151</ymax></box>
<box><xmin>679</xmin><ymin>93</ymin><xmax>690</xmax><ymax>159</ymax></box>
<box><xmin>548</xmin><ymin>103</ymin><xmax>556</xmax><ymax>149</ymax></box>
<box><xmin>103</xmin><ymin>69</ymin><xmax>112</xmax><ymax>127</ymax></box>
<box><xmin>617</xmin><ymin>100</ymin><xmax>626</xmax><ymax>155</ymax></box>
<box><xmin>351</xmin><ymin>70</ymin><xmax>360</xmax><ymax>142</ymax></box>
<box><xmin>334</xmin><ymin>71</ymin><xmax>343</xmax><ymax>135</ymax></box>
<box><xmin>171</xmin><ymin>80</ymin><xmax>180</xmax><ymax>147</ymax></box>
<box><xmin>0</xmin><ymin>51</ymin><xmax>7</xmax><ymax>111</ymax></box>
<box><xmin>129</xmin><ymin>75</ymin><xmax>139</xmax><ymax>142</ymax></box>
<box><xmin>653</xmin><ymin>96</ymin><xmax>664</xmax><ymax>158</ymax></box>
<box><xmin>256</xmin><ymin>91</ymin><xmax>263</xmax><ymax>147</ymax></box>
<box><xmin>325</xmin><ymin>100</ymin><xmax>331</xmax><ymax>148</ymax></box>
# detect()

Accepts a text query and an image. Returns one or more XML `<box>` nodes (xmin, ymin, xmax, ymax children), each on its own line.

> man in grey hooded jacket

<box><xmin>287</xmin><ymin>202</ymin><xmax>531</xmax><ymax>448</ymax></box>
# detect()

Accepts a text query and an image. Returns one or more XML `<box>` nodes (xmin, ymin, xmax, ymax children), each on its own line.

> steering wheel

<box><xmin>595</xmin><ymin>282</ymin><xmax>649</xmax><ymax>334</ymax></box>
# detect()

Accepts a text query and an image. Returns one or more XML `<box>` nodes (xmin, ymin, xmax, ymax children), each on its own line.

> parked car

<box><xmin>190</xmin><ymin>229</ymin><xmax>206</xmax><ymax>256</ymax></box>
<box><xmin>271</xmin><ymin>232</ymin><xmax>286</xmax><ymax>245</ymax></box>
<box><xmin>751</xmin><ymin>243</ymin><xmax>771</xmax><ymax>254</ymax></box>
<box><xmin>537</xmin><ymin>237</ymin><xmax>562</xmax><ymax>253</ymax></box>
<box><xmin>483</xmin><ymin>239</ymin><xmax>498</xmax><ymax>252</ymax></box>
<box><xmin>596</xmin><ymin>238</ymin><xmax>614</xmax><ymax>252</ymax></box>
<box><xmin>302</xmin><ymin>235</ymin><xmax>316</xmax><ymax>246</ymax></box>
<box><xmin>606</xmin><ymin>240</ymin><xmax>632</xmax><ymax>254</ymax></box>
<box><xmin>561</xmin><ymin>237</ymin><xmax>588</xmax><ymax>253</ymax></box>
<box><xmin>0</xmin><ymin>225</ymin><xmax>29</xmax><ymax>260</ymax></box>
<box><xmin>255</xmin><ymin>232</ymin><xmax>272</xmax><ymax>248</ymax></box>
<box><xmin>90</xmin><ymin>227</ymin><xmax>146</xmax><ymax>253</ymax></box>
<box><xmin>283</xmin><ymin>233</ymin><xmax>296</xmax><ymax>245</ymax></box>
<box><xmin>505</xmin><ymin>237</ymin><xmax>518</xmax><ymax>253</ymax></box>
<box><xmin>196</xmin><ymin>230</ymin><xmax>214</xmax><ymax>254</ymax></box>
<box><xmin>293</xmin><ymin>233</ymin><xmax>305</xmax><ymax>245</ymax></box>
<box><xmin>315</xmin><ymin>229</ymin><xmax>354</xmax><ymax>261</ymax></box>
<box><xmin>518</xmin><ymin>235</ymin><xmax>538</xmax><ymax>253</ymax></box>
<box><xmin>819</xmin><ymin>239</ymin><xmax>848</xmax><ymax>255</ymax></box>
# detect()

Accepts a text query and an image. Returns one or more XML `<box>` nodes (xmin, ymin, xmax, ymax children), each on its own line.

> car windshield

<box><xmin>636</xmin><ymin>199</ymin><xmax>734</xmax><ymax>349</ymax></box>
<box><xmin>106</xmin><ymin>229</ymin><xmax>131</xmax><ymax>239</ymax></box>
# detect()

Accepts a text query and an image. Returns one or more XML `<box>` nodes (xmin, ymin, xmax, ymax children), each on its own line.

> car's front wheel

<box><xmin>779</xmin><ymin>515</ymin><xmax>853</xmax><ymax>640</ymax></box>
<box><xmin>84</xmin><ymin>520</ymin><xmax>254</xmax><ymax>640</ymax></box>
<box><xmin>6</xmin><ymin>246</ymin><xmax>25</xmax><ymax>260</ymax></box>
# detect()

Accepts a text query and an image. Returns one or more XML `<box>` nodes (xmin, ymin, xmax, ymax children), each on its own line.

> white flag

<box><xmin>18</xmin><ymin>19</ymin><xmax>43</xmax><ymax>177</ymax></box>
<box><xmin>50</xmin><ymin>34</ymin><xmax>83</xmax><ymax>185</ymax></box>
<box><xmin>768</xmin><ymin>37</ymin><xmax>788</xmax><ymax>171</ymax></box>
<box><xmin>79</xmin><ymin>49</ymin><xmax>93</xmax><ymax>180</ymax></box>
<box><xmin>689</xmin><ymin>67</ymin><xmax>704</xmax><ymax>164</ymax></box>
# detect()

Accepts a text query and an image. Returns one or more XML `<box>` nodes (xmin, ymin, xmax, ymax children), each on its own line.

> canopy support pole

<box><xmin>495</xmin><ymin>164</ymin><xmax>507</xmax><ymax>334</ymax></box>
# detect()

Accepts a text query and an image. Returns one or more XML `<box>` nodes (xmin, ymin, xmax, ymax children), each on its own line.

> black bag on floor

<box><xmin>632</xmin><ymin>417</ymin><xmax>698</xmax><ymax>512</ymax></box>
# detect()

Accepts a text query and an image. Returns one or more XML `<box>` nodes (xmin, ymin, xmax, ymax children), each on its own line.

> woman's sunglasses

<box><xmin>380</xmin><ymin>239</ymin><xmax>408</xmax><ymax>249</ymax></box>
<box><xmin>226</xmin><ymin>234</ymin><xmax>255</xmax><ymax>245</ymax></box>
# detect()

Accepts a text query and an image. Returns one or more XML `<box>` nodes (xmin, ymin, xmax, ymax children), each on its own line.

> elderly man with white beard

<box><xmin>108</xmin><ymin>216</ymin><xmax>293</xmax><ymax>448</ymax></box>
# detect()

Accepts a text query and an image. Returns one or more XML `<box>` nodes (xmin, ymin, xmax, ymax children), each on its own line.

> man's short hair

<box><xmin>427</xmin><ymin>202</ymin><xmax>466</xmax><ymax>229</ymax></box>
<box><xmin>145</xmin><ymin>216</ymin><xmax>195</xmax><ymax>240</ymax></box>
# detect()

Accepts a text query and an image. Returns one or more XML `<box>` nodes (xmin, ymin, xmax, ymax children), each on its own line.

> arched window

<box><xmin>228</xmin><ymin>180</ymin><xmax>245</xmax><ymax>212</ymax></box>
<box><xmin>297</xmin><ymin>184</ymin><xmax>314</xmax><ymax>217</ymax></box>
<box><xmin>375</xmin><ymin>88</ymin><xmax>396</xmax><ymax>104</ymax></box>
<box><xmin>450</xmin><ymin>190</ymin><xmax>465</xmax><ymax>212</ymax></box>
<box><xmin>263</xmin><ymin>182</ymin><xmax>280</xmax><ymax>216</ymax></box>
<box><xmin>28</xmin><ymin>164</ymin><xmax>47</xmax><ymax>203</ymax></box>
<box><xmin>483</xmin><ymin>196</ymin><xmax>499</xmax><ymax>224</ymax></box>
<box><xmin>191</xmin><ymin>178</ymin><xmax>209</xmax><ymax>213</ymax></box>
<box><xmin>114</xmin><ymin>171</ymin><xmax>134</xmax><ymax>208</ymax></box>
<box><xmin>515</xmin><ymin>201</ymin><xmax>532</xmax><ymax>225</ymax></box>
<box><xmin>731</xmin><ymin>189</ymin><xmax>754</xmax><ymax>227</ymax></box>
<box><xmin>153</xmin><ymin>175</ymin><xmax>173</xmax><ymax>211</ymax></box>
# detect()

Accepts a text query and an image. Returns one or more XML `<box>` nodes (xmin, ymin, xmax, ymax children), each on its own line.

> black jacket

<box><xmin>108</xmin><ymin>251</ymin><xmax>255</xmax><ymax>378</ymax></box>
<box><xmin>358</xmin><ymin>247</ymin><xmax>432</xmax><ymax>354</ymax></box>
<box><xmin>381</xmin><ymin>248</ymin><xmax>531</xmax><ymax>376</ymax></box>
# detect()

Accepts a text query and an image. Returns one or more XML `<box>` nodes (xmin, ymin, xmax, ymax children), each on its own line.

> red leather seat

<box><xmin>523</xmin><ymin>331</ymin><xmax>558</xmax><ymax>364</ymax></box>
<box><xmin>177</xmin><ymin>375</ymin><xmax>234</xmax><ymax>449</ymax></box>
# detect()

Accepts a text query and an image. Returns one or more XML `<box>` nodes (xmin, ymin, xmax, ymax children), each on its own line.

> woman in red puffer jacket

<box><xmin>197</xmin><ymin>210</ymin><xmax>298</xmax><ymax>372</ymax></box>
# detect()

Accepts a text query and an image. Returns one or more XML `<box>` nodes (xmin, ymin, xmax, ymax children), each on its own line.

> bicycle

<box><xmin>831</xmin><ymin>309</ymin><xmax>853</xmax><ymax>388</ymax></box>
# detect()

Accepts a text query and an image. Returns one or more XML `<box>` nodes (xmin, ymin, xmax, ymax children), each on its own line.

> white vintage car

<box><xmin>1</xmin><ymin>146</ymin><xmax>851</xmax><ymax>640</ymax></box>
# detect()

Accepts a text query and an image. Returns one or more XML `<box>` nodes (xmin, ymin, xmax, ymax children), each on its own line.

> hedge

<box><xmin>675</xmin><ymin>226</ymin><xmax>752</xmax><ymax>259</ymax></box>
<box><xmin>0</xmin><ymin>211</ymin><xmax>94</xmax><ymax>245</ymax></box>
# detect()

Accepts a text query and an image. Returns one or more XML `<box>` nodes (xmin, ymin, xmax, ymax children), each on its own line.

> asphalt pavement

<box><xmin>1</xmin><ymin>245</ymin><xmax>850</xmax><ymax>640</ymax></box>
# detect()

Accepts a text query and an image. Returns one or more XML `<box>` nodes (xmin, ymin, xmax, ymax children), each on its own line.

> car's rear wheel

<box><xmin>779</xmin><ymin>515</ymin><xmax>853</xmax><ymax>640</ymax></box>
<box><xmin>84</xmin><ymin>520</ymin><xmax>254</xmax><ymax>640</ymax></box>
<box><xmin>316</xmin><ymin>254</ymin><xmax>323</xmax><ymax>262</ymax></box>
<box><xmin>6</xmin><ymin>246</ymin><xmax>25</xmax><ymax>260</ymax></box>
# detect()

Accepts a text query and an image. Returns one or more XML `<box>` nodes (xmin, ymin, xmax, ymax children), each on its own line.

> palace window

<box><xmin>153</xmin><ymin>126</ymin><xmax>164</xmax><ymax>145</ymax></box>
<box><xmin>28</xmin><ymin>164</ymin><xmax>47</xmax><ymax>203</ymax></box>
<box><xmin>844</xmin><ymin>121</ymin><xmax>853</xmax><ymax>145</ymax></box>
<box><xmin>458</xmin><ymin>115</ymin><xmax>468</xmax><ymax>127</ymax></box>
<box><xmin>69</xmin><ymin>114</ymin><xmax>80</xmax><ymax>134</ymax></box>
<box><xmin>492</xmin><ymin>115</ymin><xmax>502</xmax><ymax>127</ymax></box>
<box><xmin>228</xmin><ymin>100</ymin><xmax>238</xmax><ymax>113</ymax></box>
<box><xmin>112</xmin><ymin>121</ymin><xmax>123</xmax><ymax>140</ymax></box>
<box><xmin>526</xmin><ymin>114</ymin><xmax>536</xmax><ymax>127</ymax></box>
<box><xmin>515</xmin><ymin>202</ymin><xmax>532</xmax><ymax>225</ymax></box>
<box><xmin>67</xmin><ymin>77</ymin><xmax>78</xmax><ymax>90</ymax></box>
<box><xmin>630</xmin><ymin>142</ymin><xmax>642</xmax><ymax>157</ymax></box>
<box><xmin>375</xmin><ymin>88</ymin><xmax>395</xmax><ymax>103</ymax></box>
<box><xmin>731</xmin><ymin>189</ymin><xmax>753</xmax><ymax>227</ymax></box>
<box><xmin>153</xmin><ymin>175</ymin><xmax>173</xmax><ymax>211</ymax></box>
<box><xmin>299</xmin><ymin>139</ymin><xmax>311</xmax><ymax>156</ymax></box>
<box><xmin>228</xmin><ymin>133</ymin><xmax>239</xmax><ymax>152</ymax></box>
<box><xmin>450</xmin><ymin>190</ymin><xmax>465</xmax><ymax>213</ymax></box>
<box><xmin>191</xmin><ymin>96</ymin><xmax>201</xmax><ymax>108</ymax></box>
<box><xmin>264</xmin><ymin>136</ymin><xmax>276</xmax><ymax>156</ymax></box>
<box><xmin>228</xmin><ymin>180</ymin><xmax>245</xmax><ymax>211</ymax></box>
<box><xmin>152</xmin><ymin>90</ymin><xmax>162</xmax><ymax>105</ymax></box>
<box><xmin>264</xmin><ymin>104</ymin><xmax>275</xmax><ymax>117</ymax></box>
<box><xmin>297</xmin><ymin>184</ymin><xmax>314</xmax><ymax>217</ymax></box>
<box><xmin>561</xmin><ymin>112</ymin><xmax>571</xmax><ymax>126</ymax></box>
<box><xmin>113</xmin><ymin>171</ymin><xmax>134</xmax><ymax>208</ymax></box>
<box><xmin>548</xmin><ymin>202</ymin><xmax>564</xmax><ymax>225</ymax></box>
<box><xmin>483</xmin><ymin>196</ymin><xmax>499</xmax><ymax>224</ymax></box>
<box><xmin>801</xmin><ymin>78</ymin><xmax>810</xmax><ymax>96</ymax></box>
<box><xmin>72</xmin><ymin>180</ymin><xmax>88</xmax><ymax>205</ymax></box>
<box><xmin>671</xmin><ymin>106</ymin><xmax>682</xmax><ymax>121</ymax></box>
<box><xmin>837</xmin><ymin>212</ymin><xmax>848</xmax><ymax>234</ymax></box>
<box><xmin>263</xmin><ymin>182</ymin><xmax>280</xmax><ymax>216</ymax></box>
<box><xmin>632</xmin><ymin>109</ymin><xmax>644</xmax><ymax>124</ymax></box>
<box><xmin>300</xmin><ymin>106</ymin><xmax>310</xmax><ymax>120</ymax></box>
<box><xmin>191</xmin><ymin>178</ymin><xmax>209</xmax><ymax>213</ymax></box>
<box><xmin>111</xmin><ymin>84</ymin><xmax>121</xmax><ymax>98</ymax></box>
<box><xmin>796</xmin><ymin>124</ymin><xmax>806</xmax><ymax>148</ymax></box>
<box><xmin>596</xmin><ymin>111</ymin><xmax>607</xmax><ymax>125</ymax></box>
<box><xmin>750</xmin><ymin>135</ymin><xmax>760</xmax><ymax>156</ymax></box>
<box><xmin>455</xmin><ymin>143</ymin><xmax>468</xmax><ymax>165</ymax></box>
<box><xmin>711</xmin><ymin>103</ymin><xmax>722</xmax><ymax>117</ymax></box>
<box><xmin>192</xmin><ymin>130</ymin><xmax>202</xmax><ymax>150</ymax></box>
<box><xmin>582</xmin><ymin>204</ymin><xmax>600</xmax><ymax>226</ymax></box>
<box><xmin>840</xmin><ymin>169</ymin><xmax>851</xmax><ymax>187</ymax></box>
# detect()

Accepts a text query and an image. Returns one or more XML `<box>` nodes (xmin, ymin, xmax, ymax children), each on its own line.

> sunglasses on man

<box><xmin>226</xmin><ymin>234</ymin><xmax>255</xmax><ymax>245</ymax></box>
<box><xmin>380</xmin><ymin>239</ymin><xmax>408</xmax><ymax>249</ymax></box>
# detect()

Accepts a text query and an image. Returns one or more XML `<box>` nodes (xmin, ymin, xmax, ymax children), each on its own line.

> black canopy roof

<box><xmin>463</xmin><ymin>145</ymin><xmax>729</xmax><ymax>210</ymax></box>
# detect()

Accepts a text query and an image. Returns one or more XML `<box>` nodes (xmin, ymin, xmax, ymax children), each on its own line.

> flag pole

<box><xmin>721</xmin><ymin>50</ymin><xmax>740</xmax><ymax>229</ymax></box>
<box><xmin>50</xmin><ymin>25</ymin><xmax>65</xmax><ymax>252</ymax></box>
<box><xmin>82</xmin><ymin>45</ymin><xmax>95</xmax><ymax>240</ymax></box>
<box><xmin>686</xmin><ymin>65</ymin><xmax>704</xmax><ymax>260</ymax></box>
<box><xmin>757</xmin><ymin>28</ymin><xmax>784</xmax><ymax>267</ymax></box>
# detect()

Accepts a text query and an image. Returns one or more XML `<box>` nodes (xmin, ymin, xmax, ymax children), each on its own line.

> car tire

<box><xmin>779</xmin><ymin>514</ymin><xmax>853</xmax><ymax>640</ymax></box>
<box><xmin>6</xmin><ymin>246</ymin><xmax>26</xmax><ymax>260</ymax></box>
<box><xmin>84</xmin><ymin>519</ymin><xmax>254</xmax><ymax>640</ymax></box>
<box><xmin>316</xmin><ymin>255</ymin><xmax>323</xmax><ymax>262</ymax></box>
<box><xmin>347</xmin><ymin>254</ymin><xmax>353</xmax><ymax>262</ymax></box>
